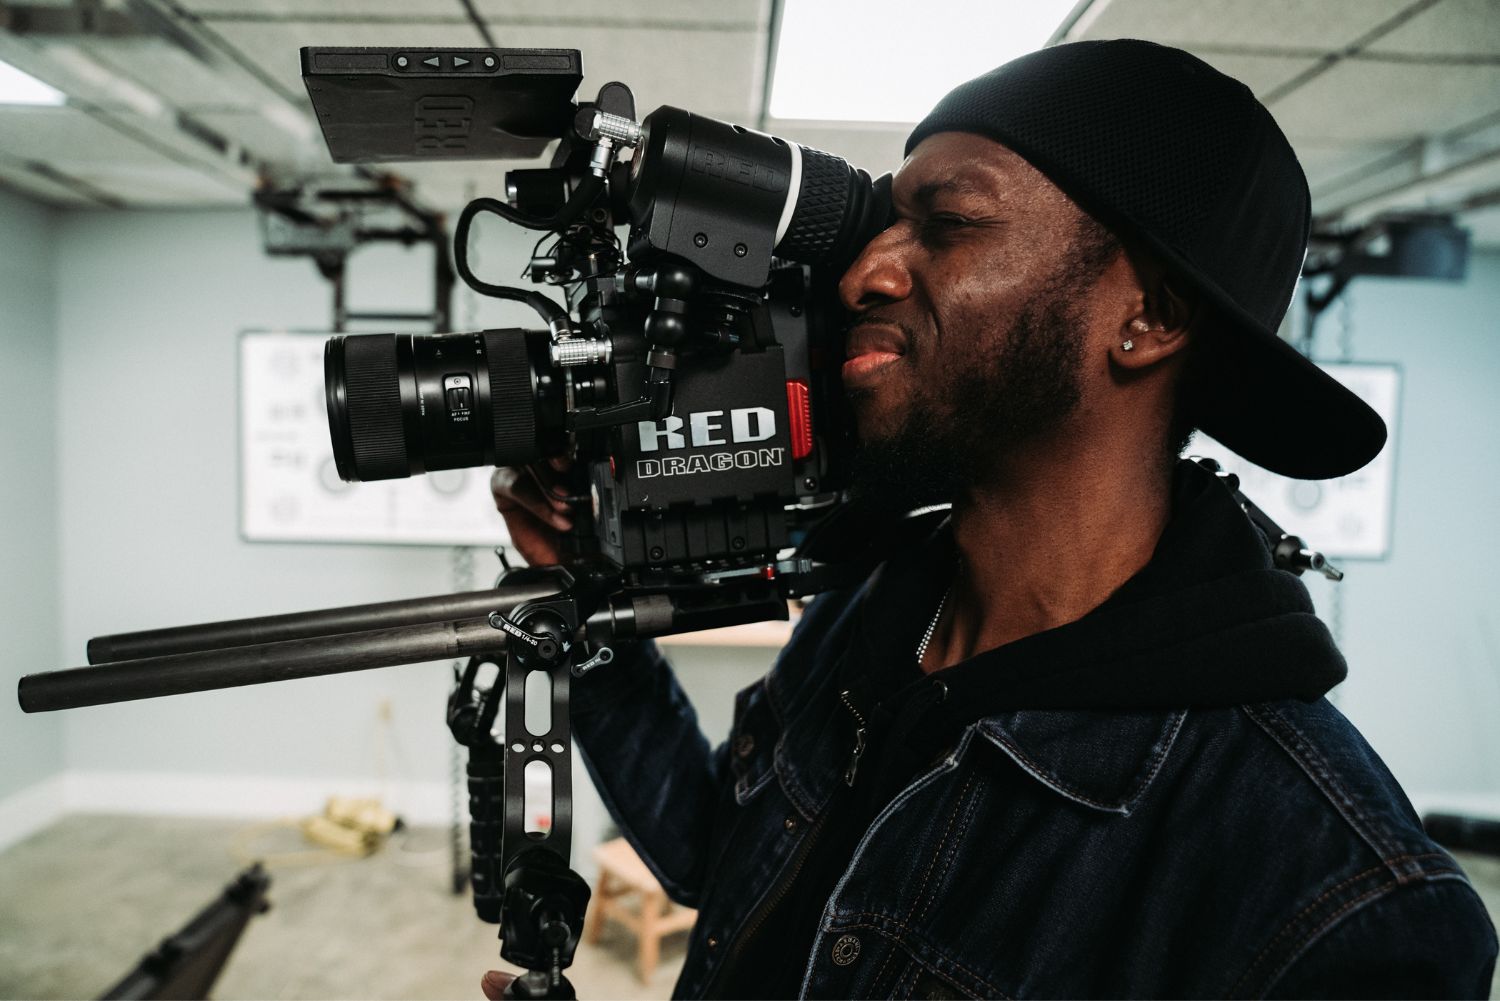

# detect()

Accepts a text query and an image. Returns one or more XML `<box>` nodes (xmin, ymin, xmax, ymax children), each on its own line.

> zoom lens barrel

<box><xmin>325</xmin><ymin>330</ymin><xmax>563</xmax><ymax>482</ymax></box>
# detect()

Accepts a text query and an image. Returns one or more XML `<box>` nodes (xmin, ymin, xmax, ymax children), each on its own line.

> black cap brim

<box><xmin>1121</xmin><ymin>221</ymin><xmax>1388</xmax><ymax>481</ymax></box>
<box><xmin>1190</xmin><ymin>310</ymin><xmax>1388</xmax><ymax>480</ymax></box>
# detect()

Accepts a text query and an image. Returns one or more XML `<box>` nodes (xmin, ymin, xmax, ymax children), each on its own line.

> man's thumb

<box><xmin>481</xmin><ymin>970</ymin><xmax>514</xmax><ymax>1000</ymax></box>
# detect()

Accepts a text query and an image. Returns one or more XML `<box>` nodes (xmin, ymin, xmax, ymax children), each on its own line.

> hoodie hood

<box><xmin>850</xmin><ymin>459</ymin><xmax>1346</xmax><ymax>733</ymax></box>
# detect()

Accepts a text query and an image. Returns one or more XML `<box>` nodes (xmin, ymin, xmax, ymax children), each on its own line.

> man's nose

<box><xmin>838</xmin><ymin>228</ymin><xmax>913</xmax><ymax>312</ymax></box>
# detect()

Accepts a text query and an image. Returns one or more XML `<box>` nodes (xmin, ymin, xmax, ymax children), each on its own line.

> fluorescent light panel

<box><xmin>0</xmin><ymin>58</ymin><xmax>65</xmax><ymax>106</ymax></box>
<box><xmin>769</xmin><ymin>0</ymin><xmax>1077</xmax><ymax>123</ymax></box>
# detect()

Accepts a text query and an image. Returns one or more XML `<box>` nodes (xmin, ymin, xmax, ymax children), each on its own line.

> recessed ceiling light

<box><xmin>0</xmin><ymin>58</ymin><xmax>65</xmax><ymax>107</ymax></box>
<box><xmin>768</xmin><ymin>0</ymin><xmax>1078</xmax><ymax>123</ymax></box>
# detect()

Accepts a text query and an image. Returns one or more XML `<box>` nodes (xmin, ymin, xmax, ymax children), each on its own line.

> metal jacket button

<box><xmin>831</xmin><ymin>933</ymin><xmax>860</xmax><ymax>966</ymax></box>
<box><xmin>733</xmin><ymin>733</ymin><xmax>755</xmax><ymax>758</ymax></box>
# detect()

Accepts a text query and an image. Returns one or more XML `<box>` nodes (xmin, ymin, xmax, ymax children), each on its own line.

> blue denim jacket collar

<box><xmin>975</xmin><ymin>708</ymin><xmax>1189</xmax><ymax>816</ymax></box>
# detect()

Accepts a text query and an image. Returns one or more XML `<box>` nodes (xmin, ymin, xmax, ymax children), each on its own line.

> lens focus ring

<box><xmin>340</xmin><ymin>334</ymin><xmax>409</xmax><ymax>480</ymax></box>
<box><xmin>483</xmin><ymin>332</ymin><xmax>537</xmax><ymax>466</ymax></box>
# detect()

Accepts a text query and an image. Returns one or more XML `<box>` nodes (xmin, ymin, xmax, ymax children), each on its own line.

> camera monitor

<box><xmin>301</xmin><ymin>46</ymin><xmax>583</xmax><ymax>162</ymax></box>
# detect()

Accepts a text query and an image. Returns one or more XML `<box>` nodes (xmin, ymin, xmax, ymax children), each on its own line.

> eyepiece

<box><xmin>776</xmin><ymin>147</ymin><xmax>892</xmax><ymax>274</ymax></box>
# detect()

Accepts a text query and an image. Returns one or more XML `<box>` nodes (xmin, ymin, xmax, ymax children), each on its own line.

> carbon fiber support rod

<box><xmin>87</xmin><ymin>584</ymin><xmax>559</xmax><ymax>664</ymax></box>
<box><xmin>21</xmin><ymin>615</ymin><xmax>513</xmax><ymax>714</ymax></box>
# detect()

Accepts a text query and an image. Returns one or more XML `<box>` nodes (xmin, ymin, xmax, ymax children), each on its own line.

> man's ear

<box><xmin>1111</xmin><ymin>279</ymin><xmax>1194</xmax><ymax>370</ymax></box>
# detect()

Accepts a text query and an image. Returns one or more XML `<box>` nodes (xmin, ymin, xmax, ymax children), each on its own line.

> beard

<box><xmin>847</xmin><ymin>285</ymin><xmax>1087</xmax><ymax>517</ymax></box>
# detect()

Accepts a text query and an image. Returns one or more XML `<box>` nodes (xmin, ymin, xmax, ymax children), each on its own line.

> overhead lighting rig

<box><xmin>255</xmin><ymin>169</ymin><xmax>455</xmax><ymax>333</ymax></box>
<box><xmin>1301</xmin><ymin>214</ymin><xmax>1471</xmax><ymax>349</ymax></box>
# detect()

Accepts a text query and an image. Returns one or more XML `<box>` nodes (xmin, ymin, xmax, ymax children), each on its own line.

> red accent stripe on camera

<box><xmin>786</xmin><ymin>380</ymin><xmax>813</xmax><ymax>460</ymax></box>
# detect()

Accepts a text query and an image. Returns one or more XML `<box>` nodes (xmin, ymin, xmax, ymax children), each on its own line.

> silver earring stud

<box><xmin>1122</xmin><ymin>339</ymin><xmax>1135</xmax><ymax>352</ymax></box>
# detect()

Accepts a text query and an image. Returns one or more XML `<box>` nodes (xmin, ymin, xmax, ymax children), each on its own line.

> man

<box><xmin>489</xmin><ymin>40</ymin><xmax>1497</xmax><ymax>998</ymax></box>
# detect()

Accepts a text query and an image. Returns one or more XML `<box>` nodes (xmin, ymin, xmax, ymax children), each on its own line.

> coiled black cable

<box><xmin>452</xmin><ymin>174</ymin><xmax>606</xmax><ymax>328</ymax></box>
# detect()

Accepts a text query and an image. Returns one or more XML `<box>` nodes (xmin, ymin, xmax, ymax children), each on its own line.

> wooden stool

<box><xmin>584</xmin><ymin>837</ymin><xmax>698</xmax><ymax>983</ymax></box>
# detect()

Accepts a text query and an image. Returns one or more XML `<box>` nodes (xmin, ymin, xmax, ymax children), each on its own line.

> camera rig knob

<box><xmin>486</xmin><ymin>610</ymin><xmax>570</xmax><ymax>667</ymax></box>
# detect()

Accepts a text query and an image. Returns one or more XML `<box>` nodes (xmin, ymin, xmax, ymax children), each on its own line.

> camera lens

<box><xmin>325</xmin><ymin>329</ymin><xmax>563</xmax><ymax>482</ymax></box>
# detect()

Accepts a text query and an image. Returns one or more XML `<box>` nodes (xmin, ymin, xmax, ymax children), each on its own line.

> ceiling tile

<box><xmin>67</xmin><ymin>161</ymin><xmax>248</xmax><ymax>204</ymax></box>
<box><xmin>1068</xmin><ymin>0</ymin><xmax>1414</xmax><ymax>50</ymax></box>
<box><xmin>0</xmin><ymin>104</ymin><xmax>252</xmax><ymax>202</ymax></box>
<box><xmin>180</xmin><ymin>0</ymin><xmax>765</xmax><ymax>28</ymax></box>
<box><xmin>211</xmin><ymin>18</ymin><xmax>763</xmax><ymax>124</ymax></box>
<box><xmin>1365</xmin><ymin>0</ymin><xmax>1500</xmax><ymax>56</ymax></box>
<box><xmin>0</xmin><ymin>33</ymin><xmax>131</xmax><ymax>110</ymax></box>
<box><xmin>206</xmin><ymin>19</ymin><xmax>484</xmax><ymax>92</ymax></box>
<box><xmin>468</xmin><ymin>0</ymin><xmax>766</xmax><ymax>29</ymax></box>
<box><xmin>1298</xmin><ymin>141</ymin><xmax>1408</xmax><ymax>194</ymax></box>
<box><xmin>191</xmin><ymin>108</ymin><xmax>328</xmax><ymax>166</ymax></box>
<box><xmin>1361</xmin><ymin>154</ymin><xmax>1500</xmax><ymax>213</ymax></box>
<box><xmin>55</xmin><ymin>38</ymin><xmax>270</xmax><ymax>112</ymax></box>
<box><xmin>0</xmin><ymin>105</ymin><xmax>172</xmax><ymax>166</ymax></box>
<box><xmin>556</xmin><ymin>25</ymin><xmax>762</xmax><ymax>122</ymax></box>
<box><xmin>181</xmin><ymin>0</ymin><xmax>472</xmax><ymax>17</ymax></box>
<box><xmin>0</xmin><ymin>164</ymin><xmax>98</xmax><ymax>207</ymax></box>
<box><xmin>1182</xmin><ymin>50</ymin><xmax>1319</xmax><ymax>99</ymax></box>
<box><xmin>1268</xmin><ymin>58</ymin><xmax>1500</xmax><ymax>144</ymax></box>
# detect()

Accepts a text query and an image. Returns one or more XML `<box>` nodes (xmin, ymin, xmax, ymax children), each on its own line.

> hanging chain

<box><xmin>449</xmin><ymin>544</ymin><xmax>478</xmax><ymax>894</ymax></box>
<box><xmin>1336</xmin><ymin>293</ymin><xmax>1355</xmax><ymax>364</ymax></box>
<box><xmin>462</xmin><ymin>180</ymin><xmax>480</xmax><ymax>332</ymax></box>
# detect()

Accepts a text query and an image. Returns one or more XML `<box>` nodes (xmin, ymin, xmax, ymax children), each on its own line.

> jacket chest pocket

<box><xmin>728</xmin><ymin>678</ymin><xmax>778</xmax><ymax>803</ymax></box>
<box><xmin>810</xmin><ymin>931</ymin><xmax>987</xmax><ymax>1000</ymax></box>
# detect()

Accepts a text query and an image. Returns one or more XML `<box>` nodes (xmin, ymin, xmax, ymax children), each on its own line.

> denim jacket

<box><xmin>573</xmin><ymin>570</ymin><xmax>1497</xmax><ymax>999</ymax></box>
<box><xmin>572</xmin><ymin>463</ymin><xmax>1498</xmax><ymax>1001</ymax></box>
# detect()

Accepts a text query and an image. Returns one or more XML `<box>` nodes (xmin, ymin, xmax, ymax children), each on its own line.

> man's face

<box><xmin>837</xmin><ymin>131</ymin><xmax>1118</xmax><ymax>510</ymax></box>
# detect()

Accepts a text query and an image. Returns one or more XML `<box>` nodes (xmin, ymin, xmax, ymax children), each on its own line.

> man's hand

<box><xmin>490</xmin><ymin>458</ymin><xmax>574</xmax><ymax>567</ymax></box>
<box><xmin>480</xmin><ymin>970</ymin><xmax>513</xmax><ymax>1000</ymax></box>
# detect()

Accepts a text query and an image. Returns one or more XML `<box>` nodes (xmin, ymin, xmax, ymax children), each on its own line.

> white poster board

<box><xmin>1187</xmin><ymin>362</ymin><xmax>1401</xmax><ymax>560</ymax></box>
<box><xmin>239</xmin><ymin>330</ymin><xmax>511</xmax><ymax>547</ymax></box>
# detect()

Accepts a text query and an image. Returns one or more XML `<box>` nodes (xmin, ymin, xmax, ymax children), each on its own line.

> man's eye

<box><xmin>917</xmin><ymin>214</ymin><xmax>970</xmax><ymax>242</ymax></box>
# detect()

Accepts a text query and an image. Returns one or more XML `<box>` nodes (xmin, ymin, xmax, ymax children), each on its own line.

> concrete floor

<box><xmin>1</xmin><ymin>815</ymin><xmax>1497</xmax><ymax>1000</ymax></box>
<box><xmin>0</xmin><ymin>815</ymin><xmax>684</xmax><ymax>1001</ymax></box>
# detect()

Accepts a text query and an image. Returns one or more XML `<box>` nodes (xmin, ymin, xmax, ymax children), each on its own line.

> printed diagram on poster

<box><xmin>1188</xmin><ymin>362</ymin><xmax>1401</xmax><ymax>560</ymax></box>
<box><xmin>240</xmin><ymin>330</ymin><xmax>511</xmax><ymax>547</ymax></box>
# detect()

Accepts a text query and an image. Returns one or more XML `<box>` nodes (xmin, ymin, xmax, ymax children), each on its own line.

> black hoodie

<box><xmin>721</xmin><ymin>459</ymin><xmax>1347</xmax><ymax>999</ymax></box>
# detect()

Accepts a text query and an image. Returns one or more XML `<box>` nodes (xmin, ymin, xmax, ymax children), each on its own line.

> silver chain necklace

<box><xmin>914</xmin><ymin>584</ymin><xmax>953</xmax><ymax>668</ymax></box>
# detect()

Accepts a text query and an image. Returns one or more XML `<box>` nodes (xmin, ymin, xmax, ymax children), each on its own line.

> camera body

<box><xmin>307</xmin><ymin>47</ymin><xmax>889</xmax><ymax>579</ymax></box>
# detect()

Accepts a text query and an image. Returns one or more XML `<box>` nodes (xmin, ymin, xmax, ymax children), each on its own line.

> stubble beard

<box><xmin>847</xmin><ymin>288</ymin><xmax>1088</xmax><ymax>517</ymax></box>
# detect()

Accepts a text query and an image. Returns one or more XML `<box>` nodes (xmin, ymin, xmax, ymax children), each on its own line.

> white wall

<box><xmin>33</xmin><ymin>204</ymin><xmax>771</xmax><ymax>869</ymax></box>
<box><xmin>1303</xmin><ymin>250</ymin><xmax>1500</xmax><ymax>815</ymax></box>
<box><xmin>0</xmin><ymin>187</ymin><xmax>64</xmax><ymax>826</ymax></box>
<box><xmin>51</xmin><ymin>208</ymin><xmax>518</xmax><ymax>797</ymax></box>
